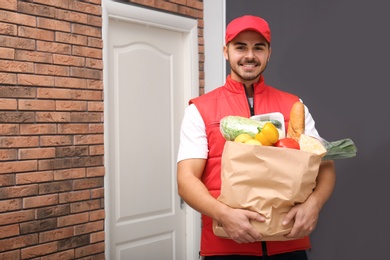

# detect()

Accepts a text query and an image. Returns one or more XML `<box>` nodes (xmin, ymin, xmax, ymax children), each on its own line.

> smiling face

<box><xmin>224</xmin><ymin>30</ymin><xmax>271</xmax><ymax>88</ymax></box>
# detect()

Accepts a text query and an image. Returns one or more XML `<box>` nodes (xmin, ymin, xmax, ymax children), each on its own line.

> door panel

<box><xmin>106</xmin><ymin>17</ymin><xmax>186</xmax><ymax>260</ymax></box>
<box><xmin>117</xmin><ymin>233</ymin><xmax>173</xmax><ymax>259</ymax></box>
<box><xmin>116</xmin><ymin>43</ymin><xmax>172</xmax><ymax>223</ymax></box>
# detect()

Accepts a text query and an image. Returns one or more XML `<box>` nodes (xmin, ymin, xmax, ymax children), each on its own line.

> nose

<box><xmin>244</xmin><ymin>49</ymin><xmax>258</xmax><ymax>62</ymax></box>
<box><xmin>245</xmin><ymin>49</ymin><xmax>255</xmax><ymax>59</ymax></box>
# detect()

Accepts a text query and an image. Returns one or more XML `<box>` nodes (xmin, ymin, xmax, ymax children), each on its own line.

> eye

<box><xmin>235</xmin><ymin>45</ymin><xmax>246</xmax><ymax>51</ymax></box>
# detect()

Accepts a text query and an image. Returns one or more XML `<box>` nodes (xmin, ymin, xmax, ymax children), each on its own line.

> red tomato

<box><xmin>274</xmin><ymin>138</ymin><xmax>300</xmax><ymax>150</ymax></box>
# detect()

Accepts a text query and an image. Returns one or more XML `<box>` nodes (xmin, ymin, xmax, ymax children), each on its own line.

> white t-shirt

<box><xmin>177</xmin><ymin>102</ymin><xmax>320</xmax><ymax>162</ymax></box>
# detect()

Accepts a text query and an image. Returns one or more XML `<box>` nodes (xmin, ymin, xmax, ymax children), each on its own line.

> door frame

<box><xmin>204</xmin><ymin>0</ymin><xmax>227</xmax><ymax>93</ymax></box>
<box><xmin>102</xmin><ymin>1</ymin><xmax>200</xmax><ymax>259</ymax></box>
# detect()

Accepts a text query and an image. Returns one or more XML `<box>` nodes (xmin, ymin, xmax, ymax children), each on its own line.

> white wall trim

<box><xmin>104</xmin><ymin>1</ymin><xmax>196</xmax><ymax>33</ymax></box>
<box><xmin>204</xmin><ymin>0</ymin><xmax>226</xmax><ymax>93</ymax></box>
<box><xmin>102</xmin><ymin>1</ymin><xmax>200</xmax><ymax>259</ymax></box>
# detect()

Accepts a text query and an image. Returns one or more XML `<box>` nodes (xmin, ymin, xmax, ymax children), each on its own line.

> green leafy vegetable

<box><xmin>220</xmin><ymin>116</ymin><xmax>265</xmax><ymax>141</ymax></box>
<box><xmin>322</xmin><ymin>138</ymin><xmax>357</xmax><ymax>160</ymax></box>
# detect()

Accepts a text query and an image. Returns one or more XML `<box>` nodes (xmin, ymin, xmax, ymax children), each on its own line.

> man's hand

<box><xmin>283</xmin><ymin>160</ymin><xmax>336</xmax><ymax>239</ymax></box>
<box><xmin>282</xmin><ymin>197</ymin><xmax>321</xmax><ymax>239</ymax></box>
<box><xmin>219</xmin><ymin>207</ymin><xmax>265</xmax><ymax>244</ymax></box>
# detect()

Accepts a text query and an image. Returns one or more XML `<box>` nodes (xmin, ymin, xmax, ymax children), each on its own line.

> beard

<box><xmin>229</xmin><ymin>63</ymin><xmax>268</xmax><ymax>82</ymax></box>
<box><xmin>228</xmin><ymin>55</ymin><xmax>268</xmax><ymax>82</ymax></box>
<box><xmin>230</xmin><ymin>66</ymin><xmax>263</xmax><ymax>81</ymax></box>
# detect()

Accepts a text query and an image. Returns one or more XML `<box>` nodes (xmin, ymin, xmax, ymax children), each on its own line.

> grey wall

<box><xmin>226</xmin><ymin>1</ymin><xmax>390</xmax><ymax>259</ymax></box>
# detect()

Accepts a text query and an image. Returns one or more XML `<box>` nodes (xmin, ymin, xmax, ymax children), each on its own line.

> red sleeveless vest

<box><xmin>190</xmin><ymin>75</ymin><xmax>311</xmax><ymax>256</ymax></box>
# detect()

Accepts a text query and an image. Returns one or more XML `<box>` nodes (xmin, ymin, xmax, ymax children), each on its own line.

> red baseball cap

<box><xmin>225</xmin><ymin>15</ymin><xmax>271</xmax><ymax>44</ymax></box>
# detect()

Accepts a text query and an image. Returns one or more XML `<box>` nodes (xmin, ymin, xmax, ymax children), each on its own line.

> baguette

<box><xmin>287</xmin><ymin>101</ymin><xmax>305</xmax><ymax>142</ymax></box>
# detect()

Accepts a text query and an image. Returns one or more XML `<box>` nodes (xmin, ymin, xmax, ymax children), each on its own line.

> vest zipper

<box><xmin>261</xmin><ymin>241</ymin><xmax>268</xmax><ymax>256</ymax></box>
<box><xmin>249</xmin><ymin>101</ymin><xmax>254</xmax><ymax>116</ymax></box>
<box><xmin>243</xmin><ymin>84</ymin><xmax>254</xmax><ymax>116</ymax></box>
<box><xmin>244</xmin><ymin>83</ymin><xmax>268</xmax><ymax>254</ymax></box>
<box><xmin>246</xmin><ymin>83</ymin><xmax>266</xmax><ymax>255</ymax></box>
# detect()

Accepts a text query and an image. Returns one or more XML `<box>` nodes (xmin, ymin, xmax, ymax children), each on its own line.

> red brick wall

<box><xmin>0</xmin><ymin>0</ymin><xmax>203</xmax><ymax>259</ymax></box>
<box><xmin>0</xmin><ymin>0</ymin><xmax>104</xmax><ymax>259</ymax></box>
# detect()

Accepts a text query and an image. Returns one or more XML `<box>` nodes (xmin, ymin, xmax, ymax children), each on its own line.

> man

<box><xmin>177</xmin><ymin>15</ymin><xmax>336</xmax><ymax>259</ymax></box>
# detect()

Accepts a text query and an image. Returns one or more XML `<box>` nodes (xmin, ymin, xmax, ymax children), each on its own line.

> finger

<box><xmin>242</xmin><ymin>212</ymin><xmax>263</xmax><ymax>240</ymax></box>
<box><xmin>284</xmin><ymin>230</ymin><xmax>300</xmax><ymax>239</ymax></box>
<box><xmin>282</xmin><ymin>208</ymin><xmax>297</xmax><ymax>226</ymax></box>
<box><xmin>245</xmin><ymin>232</ymin><xmax>258</xmax><ymax>243</ymax></box>
<box><xmin>284</xmin><ymin>224</ymin><xmax>307</xmax><ymax>239</ymax></box>
<box><xmin>284</xmin><ymin>227</ymin><xmax>296</xmax><ymax>238</ymax></box>
<box><xmin>246</xmin><ymin>228</ymin><xmax>261</xmax><ymax>241</ymax></box>
<box><xmin>236</xmin><ymin>232</ymin><xmax>258</xmax><ymax>244</ymax></box>
<box><xmin>284</xmin><ymin>218</ymin><xmax>301</xmax><ymax>238</ymax></box>
<box><xmin>230</xmin><ymin>224</ymin><xmax>261</xmax><ymax>243</ymax></box>
<box><xmin>246</xmin><ymin>211</ymin><xmax>265</xmax><ymax>222</ymax></box>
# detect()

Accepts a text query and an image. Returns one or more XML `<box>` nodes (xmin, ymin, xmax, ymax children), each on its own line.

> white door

<box><xmin>103</xmin><ymin>2</ymin><xmax>199</xmax><ymax>260</ymax></box>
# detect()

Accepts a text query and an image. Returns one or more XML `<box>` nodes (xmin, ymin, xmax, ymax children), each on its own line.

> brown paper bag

<box><xmin>213</xmin><ymin>141</ymin><xmax>322</xmax><ymax>241</ymax></box>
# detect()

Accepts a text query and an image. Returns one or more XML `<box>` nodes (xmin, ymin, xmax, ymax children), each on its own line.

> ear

<box><xmin>223</xmin><ymin>45</ymin><xmax>229</xmax><ymax>60</ymax></box>
<box><xmin>267</xmin><ymin>47</ymin><xmax>272</xmax><ymax>62</ymax></box>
